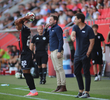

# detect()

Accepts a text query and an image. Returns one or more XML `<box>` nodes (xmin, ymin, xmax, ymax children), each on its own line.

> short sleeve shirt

<box><xmin>92</xmin><ymin>33</ymin><xmax>104</xmax><ymax>51</ymax></box>
<box><xmin>72</xmin><ymin>24</ymin><xmax>95</xmax><ymax>58</ymax></box>
<box><xmin>31</xmin><ymin>34</ymin><xmax>49</xmax><ymax>52</ymax></box>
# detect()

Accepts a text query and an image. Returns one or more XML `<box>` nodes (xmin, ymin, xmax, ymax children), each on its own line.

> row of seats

<box><xmin>95</xmin><ymin>19</ymin><xmax>110</xmax><ymax>24</ymax></box>
<box><xmin>66</xmin><ymin>3</ymin><xmax>82</xmax><ymax>10</ymax></box>
<box><xmin>98</xmin><ymin>8</ymin><xmax>110</xmax><ymax>19</ymax></box>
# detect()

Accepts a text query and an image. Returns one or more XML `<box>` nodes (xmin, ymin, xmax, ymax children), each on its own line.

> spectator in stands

<box><xmin>65</xmin><ymin>10</ymin><xmax>76</xmax><ymax>25</ymax></box>
<box><xmin>18</xmin><ymin>4</ymin><xmax>26</xmax><ymax>12</ymax></box>
<box><xmin>20</xmin><ymin>9</ymin><xmax>28</xmax><ymax>17</ymax></box>
<box><xmin>92</xmin><ymin>7</ymin><xmax>100</xmax><ymax>20</ymax></box>
<box><xmin>46</xmin><ymin>13</ymin><xmax>51</xmax><ymax>24</ymax></box>
<box><xmin>35</xmin><ymin>0</ymin><xmax>45</xmax><ymax>7</ymax></box>
<box><xmin>35</xmin><ymin>7</ymin><xmax>47</xmax><ymax>16</ymax></box>
<box><xmin>72</xmin><ymin>1</ymin><xmax>78</xmax><ymax>11</ymax></box>
<box><xmin>46</xmin><ymin>3</ymin><xmax>55</xmax><ymax>13</ymax></box>
<box><xmin>54</xmin><ymin>11</ymin><xmax>59</xmax><ymax>17</ymax></box>
<box><xmin>61</xmin><ymin>3</ymin><xmax>67</xmax><ymax>12</ymax></box>
<box><xmin>31</xmin><ymin>1</ymin><xmax>36</xmax><ymax>9</ymax></box>
<box><xmin>90</xmin><ymin>0</ymin><xmax>97</xmax><ymax>8</ymax></box>
<box><xmin>91</xmin><ymin>24</ymin><xmax>105</xmax><ymax>81</ymax></box>
<box><xmin>72</xmin><ymin>11</ymin><xmax>77</xmax><ymax>22</ymax></box>
<box><xmin>58</xmin><ymin>10</ymin><xmax>67</xmax><ymax>24</ymax></box>
<box><xmin>13</xmin><ymin>11</ymin><xmax>21</xmax><ymax>21</ymax></box>
<box><xmin>84</xmin><ymin>5</ymin><xmax>90</xmax><ymax>19</ymax></box>
<box><xmin>8</xmin><ymin>45</ymin><xmax>19</xmax><ymax>67</ymax></box>
<box><xmin>96</xmin><ymin>0</ymin><xmax>104</xmax><ymax>9</ymax></box>
<box><xmin>36</xmin><ymin>15</ymin><xmax>45</xmax><ymax>26</ymax></box>
<box><xmin>26</xmin><ymin>3</ymin><xmax>34</xmax><ymax>11</ymax></box>
<box><xmin>55</xmin><ymin>3</ymin><xmax>61</xmax><ymax>12</ymax></box>
<box><xmin>4</xmin><ymin>13</ymin><xmax>11</xmax><ymax>19</ymax></box>
<box><xmin>76</xmin><ymin>8</ymin><xmax>82</xmax><ymax>13</ymax></box>
<box><xmin>81</xmin><ymin>0</ymin><xmax>88</xmax><ymax>12</ymax></box>
<box><xmin>103</xmin><ymin>0</ymin><xmax>110</xmax><ymax>8</ymax></box>
<box><xmin>7</xmin><ymin>45</ymin><xmax>12</xmax><ymax>59</ymax></box>
<box><xmin>0</xmin><ymin>48</ymin><xmax>10</xmax><ymax>70</ymax></box>
<box><xmin>64</xmin><ymin>29</ymin><xmax>75</xmax><ymax>63</ymax></box>
<box><xmin>7</xmin><ymin>16</ymin><xmax>14</xmax><ymax>29</ymax></box>
<box><xmin>85</xmin><ymin>7</ymin><xmax>93</xmax><ymax>20</ymax></box>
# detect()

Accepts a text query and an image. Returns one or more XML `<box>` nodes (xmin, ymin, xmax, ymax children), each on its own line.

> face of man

<box><xmin>49</xmin><ymin>17</ymin><xmax>56</xmax><ymax>26</ymax></box>
<box><xmin>15</xmin><ymin>23</ymin><xmax>22</xmax><ymax>30</ymax></box>
<box><xmin>65</xmin><ymin>31</ymin><xmax>69</xmax><ymax>37</ymax></box>
<box><xmin>93</xmin><ymin>27</ymin><xmax>98</xmax><ymax>33</ymax></box>
<box><xmin>74</xmin><ymin>16</ymin><xmax>80</xmax><ymax>25</ymax></box>
<box><xmin>37</xmin><ymin>26</ymin><xmax>43</xmax><ymax>35</ymax></box>
<box><xmin>12</xmin><ymin>46</ymin><xmax>17</xmax><ymax>52</ymax></box>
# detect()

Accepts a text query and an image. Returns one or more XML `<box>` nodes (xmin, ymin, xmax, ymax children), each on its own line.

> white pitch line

<box><xmin>13</xmin><ymin>87</ymin><xmax>109</xmax><ymax>100</ymax></box>
<box><xmin>0</xmin><ymin>92</ymin><xmax>48</xmax><ymax>100</ymax></box>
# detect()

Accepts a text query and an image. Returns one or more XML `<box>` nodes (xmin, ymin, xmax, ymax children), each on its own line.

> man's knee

<box><xmin>84</xmin><ymin>71</ymin><xmax>90</xmax><ymax>77</ymax></box>
<box><xmin>58</xmin><ymin>67</ymin><xmax>64</xmax><ymax>72</ymax></box>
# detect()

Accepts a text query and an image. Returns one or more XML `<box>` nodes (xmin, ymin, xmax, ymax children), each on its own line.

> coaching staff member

<box><xmin>30</xmin><ymin>25</ymin><xmax>49</xmax><ymax>84</ymax></box>
<box><xmin>45</xmin><ymin>15</ymin><xmax>67</xmax><ymax>92</ymax></box>
<box><xmin>71</xmin><ymin>13</ymin><xmax>95</xmax><ymax>98</ymax></box>
<box><xmin>91</xmin><ymin>24</ymin><xmax>105</xmax><ymax>81</ymax></box>
<box><xmin>15</xmin><ymin>15</ymin><xmax>38</xmax><ymax>96</ymax></box>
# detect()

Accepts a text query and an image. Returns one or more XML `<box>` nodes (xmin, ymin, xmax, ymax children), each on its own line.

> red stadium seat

<box><xmin>66</xmin><ymin>5</ymin><xmax>74</xmax><ymax>9</ymax></box>
<box><xmin>106</xmin><ymin>19</ymin><xmax>110</xmax><ymax>23</ymax></box>
<box><xmin>77</xmin><ymin>3</ymin><xmax>82</xmax><ymax>9</ymax></box>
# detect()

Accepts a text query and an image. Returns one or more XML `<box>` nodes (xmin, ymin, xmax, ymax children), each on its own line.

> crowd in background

<box><xmin>0</xmin><ymin>0</ymin><xmax>110</xmax><ymax>29</ymax></box>
<box><xmin>0</xmin><ymin>45</ymin><xmax>21</xmax><ymax>72</ymax></box>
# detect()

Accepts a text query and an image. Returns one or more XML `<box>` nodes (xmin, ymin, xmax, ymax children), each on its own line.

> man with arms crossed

<box><xmin>71</xmin><ymin>13</ymin><xmax>95</xmax><ymax>98</ymax></box>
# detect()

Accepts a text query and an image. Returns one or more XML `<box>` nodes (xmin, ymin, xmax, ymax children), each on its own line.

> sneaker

<box><xmin>98</xmin><ymin>75</ymin><xmax>101</xmax><ymax>81</ymax></box>
<box><xmin>40</xmin><ymin>80</ymin><xmax>42</xmax><ymax>84</ymax></box>
<box><xmin>75</xmin><ymin>92</ymin><xmax>83</xmax><ymax>98</ymax></box>
<box><xmin>94</xmin><ymin>76</ymin><xmax>99</xmax><ymax>81</ymax></box>
<box><xmin>42</xmin><ymin>79</ymin><xmax>46</xmax><ymax>84</ymax></box>
<box><xmin>25</xmin><ymin>92</ymin><xmax>38</xmax><ymax>96</ymax></box>
<box><xmin>80</xmin><ymin>93</ymin><xmax>90</xmax><ymax>98</ymax></box>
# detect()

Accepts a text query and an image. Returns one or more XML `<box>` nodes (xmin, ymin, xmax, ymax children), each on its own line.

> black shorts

<box><xmin>91</xmin><ymin>50</ymin><xmax>103</xmax><ymax>65</ymax></box>
<box><xmin>21</xmin><ymin>51</ymin><xmax>33</xmax><ymax>70</ymax></box>
<box><xmin>35</xmin><ymin>51</ymin><xmax>48</xmax><ymax>66</ymax></box>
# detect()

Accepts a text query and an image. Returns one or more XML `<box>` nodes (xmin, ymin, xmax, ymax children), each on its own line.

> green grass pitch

<box><xmin>0</xmin><ymin>75</ymin><xmax>110</xmax><ymax>100</ymax></box>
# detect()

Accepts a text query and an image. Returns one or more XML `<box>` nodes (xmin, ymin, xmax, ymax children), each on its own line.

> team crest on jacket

<box><xmin>98</xmin><ymin>36</ymin><xmax>100</xmax><ymax>39</ymax></box>
<box><xmin>43</xmin><ymin>37</ymin><xmax>46</xmax><ymax>40</ymax></box>
<box><xmin>36</xmin><ymin>37</ymin><xmax>39</xmax><ymax>40</ymax></box>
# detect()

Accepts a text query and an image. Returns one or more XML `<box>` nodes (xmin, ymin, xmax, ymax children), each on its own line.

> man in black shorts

<box><xmin>91</xmin><ymin>24</ymin><xmax>105</xmax><ymax>81</ymax></box>
<box><xmin>15</xmin><ymin>15</ymin><xmax>38</xmax><ymax>96</ymax></box>
<box><xmin>30</xmin><ymin>25</ymin><xmax>49</xmax><ymax>84</ymax></box>
<box><xmin>71</xmin><ymin>13</ymin><xmax>95</xmax><ymax>98</ymax></box>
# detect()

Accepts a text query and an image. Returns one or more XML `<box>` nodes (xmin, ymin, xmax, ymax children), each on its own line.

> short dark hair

<box><xmin>92</xmin><ymin>24</ymin><xmax>98</xmax><ymax>29</ymax></box>
<box><xmin>75</xmin><ymin>13</ymin><xmax>85</xmax><ymax>23</ymax></box>
<box><xmin>50</xmin><ymin>15</ymin><xmax>58</xmax><ymax>23</ymax></box>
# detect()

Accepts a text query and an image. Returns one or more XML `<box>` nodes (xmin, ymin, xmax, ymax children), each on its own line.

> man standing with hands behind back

<box><xmin>45</xmin><ymin>15</ymin><xmax>67</xmax><ymax>92</ymax></box>
<box><xmin>71</xmin><ymin>13</ymin><xmax>95</xmax><ymax>98</ymax></box>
